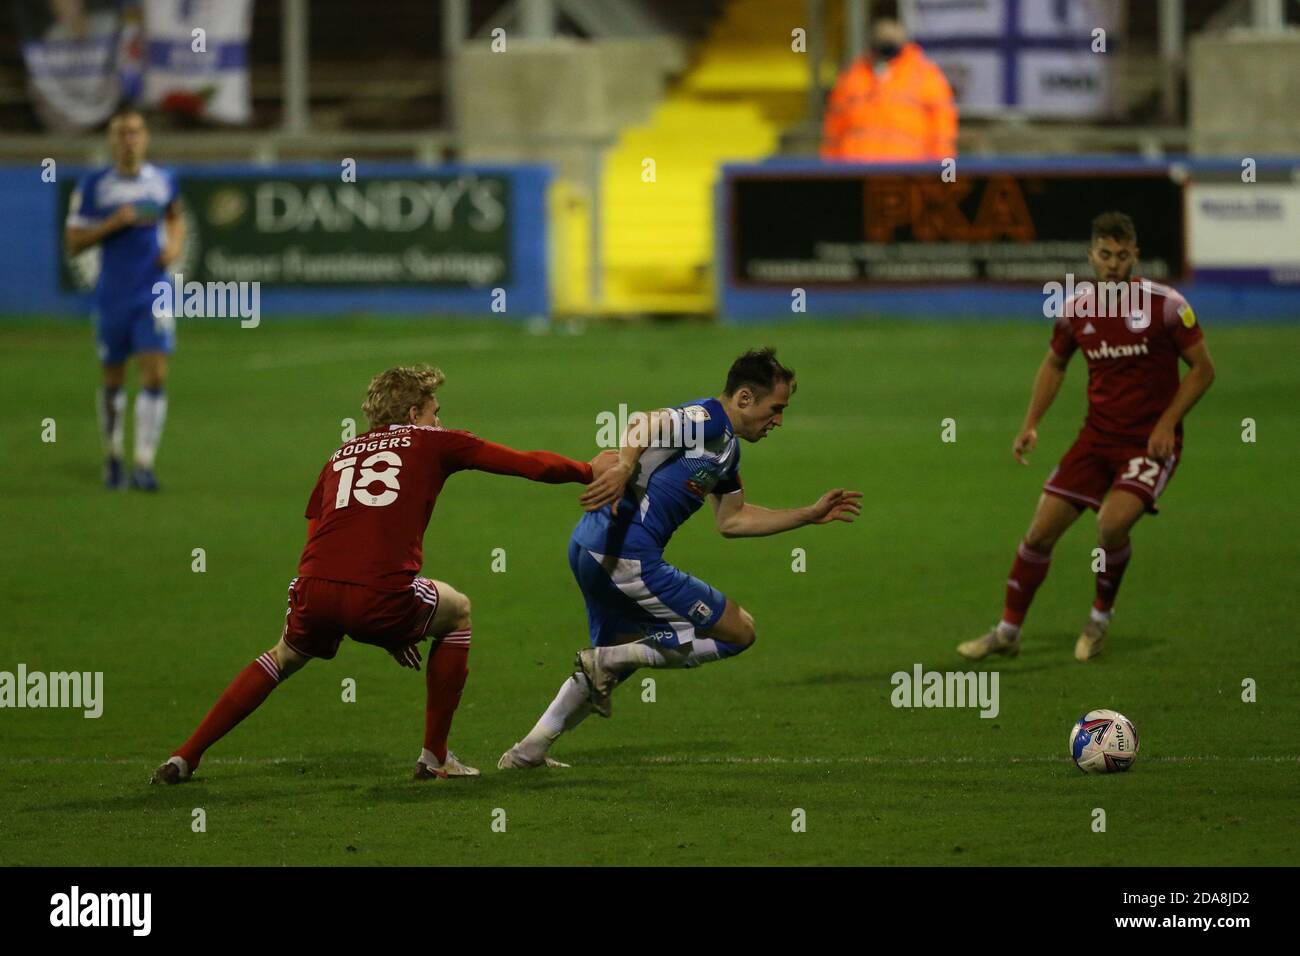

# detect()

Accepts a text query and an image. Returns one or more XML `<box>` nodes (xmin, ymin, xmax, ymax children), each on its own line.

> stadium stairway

<box><xmin>595</xmin><ymin>0</ymin><xmax>842</xmax><ymax>315</ymax></box>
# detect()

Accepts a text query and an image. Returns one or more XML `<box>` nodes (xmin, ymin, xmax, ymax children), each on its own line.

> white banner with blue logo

<box><xmin>14</xmin><ymin>0</ymin><xmax>124</xmax><ymax>131</ymax></box>
<box><xmin>141</xmin><ymin>0</ymin><xmax>252</xmax><ymax>124</ymax></box>
<box><xmin>902</xmin><ymin>0</ymin><xmax>1125</xmax><ymax>117</ymax></box>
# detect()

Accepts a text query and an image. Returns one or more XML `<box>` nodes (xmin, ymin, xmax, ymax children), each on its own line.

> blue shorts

<box><xmin>568</xmin><ymin>538</ymin><xmax>727</xmax><ymax>648</ymax></box>
<box><xmin>94</xmin><ymin>302</ymin><xmax>175</xmax><ymax>366</ymax></box>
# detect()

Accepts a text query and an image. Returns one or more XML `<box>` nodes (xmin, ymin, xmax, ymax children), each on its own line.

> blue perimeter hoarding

<box><xmin>0</xmin><ymin>162</ymin><xmax>550</xmax><ymax>318</ymax></box>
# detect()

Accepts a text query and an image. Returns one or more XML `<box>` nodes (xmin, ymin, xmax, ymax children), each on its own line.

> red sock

<box><xmin>1002</xmin><ymin>542</ymin><xmax>1052</xmax><ymax>627</ymax></box>
<box><xmin>423</xmin><ymin>630</ymin><xmax>471</xmax><ymax>763</ymax></box>
<box><xmin>1093</xmin><ymin>543</ymin><xmax>1132</xmax><ymax>614</ymax></box>
<box><xmin>174</xmin><ymin>652</ymin><xmax>281</xmax><ymax>770</ymax></box>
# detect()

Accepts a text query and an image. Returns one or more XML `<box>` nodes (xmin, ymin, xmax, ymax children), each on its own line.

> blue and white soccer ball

<box><xmin>1069</xmin><ymin>709</ymin><xmax>1140</xmax><ymax>773</ymax></box>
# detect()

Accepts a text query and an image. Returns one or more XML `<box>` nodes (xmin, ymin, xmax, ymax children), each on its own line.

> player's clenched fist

<box><xmin>807</xmin><ymin>488</ymin><xmax>863</xmax><ymax>525</ymax></box>
<box><xmin>1012</xmin><ymin>427</ymin><xmax>1038</xmax><ymax>465</ymax></box>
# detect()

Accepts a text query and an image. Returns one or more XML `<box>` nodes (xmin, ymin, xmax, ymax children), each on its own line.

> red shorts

<box><xmin>281</xmin><ymin>575</ymin><xmax>439</xmax><ymax>660</ymax></box>
<box><xmin>1044</xmin><ymin>431</ymin><xmax>1181</xmax><ymax>514</ymax></box>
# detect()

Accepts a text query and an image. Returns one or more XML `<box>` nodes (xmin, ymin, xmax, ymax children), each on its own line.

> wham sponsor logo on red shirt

<box><xmin>1084</xmin><ymin>339</ymin><xmax>1149</xmax><ymax>361</ymax></box>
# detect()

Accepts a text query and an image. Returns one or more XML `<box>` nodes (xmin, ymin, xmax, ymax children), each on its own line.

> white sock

<box><xmin>683</xmin><ymin>637</ymin><xmax>732</xmax><ymax>666</ymax></box>
<box><xmin>996</xmin><ymin>621</ymin><xmax>1021</xmax><ymax>637</ymax></box>
<box><xmin>419</xmin><ymin>747</ymin><xmax>443</xmax><ymax>767</ymax></box>
<box><xmin>1090</xmin><ymin>607</ymin><xmax>1112</xmax><ymax>625</ymax></box>
<box><xmin>602</xmin><ymin>640</ymin><xmax>687</xmax><ymax>672</ymax></box>
<box><xmin>604</xmin><ymin>637</ymin><xmax>741</xmax><ymax>671</ymax></box>
<box><xmin>516</xmin><ymin>636</ymin><xmax>752</xmax><ymax>760</ymax></box>
<box><xmin>97</xmin><ymin>386</ymin><xmax>126</xmax><ymax>459</ymax></box>
<box><xmin>133</xmin><ymin>388</ymin><xmax>168</xmax><ymax>469</ymax></box>
<box><xmin>519</xmin><ymin>673</ymin><xmax>594</xmax><ymax>758</ymax></box>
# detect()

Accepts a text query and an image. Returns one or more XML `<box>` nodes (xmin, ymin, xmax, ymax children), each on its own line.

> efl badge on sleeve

<box><xmin>1178</xmin><ymin>303</ymin><xmax>1197</xmax><ymax>328</ymax></box>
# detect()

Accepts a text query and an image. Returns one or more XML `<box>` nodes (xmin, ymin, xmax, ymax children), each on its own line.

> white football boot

<box><xmin>414</xmin><ymin>750</ymin><xmax>480</xmax><ymax>780</ymax></box>
<box><xmin>1074</xmin><ymin>617</ymin><xmax>1108</xmax><ymax>661</ymax></box>
<box><xmin>957</xmin><ymin>625</ymin><xmax>1021</xmax><ymax>661</ymax></box>
<box><xmin>496</xmin><ymin>745</ymin><xmax>570</xmax><ymax>770</ymax></box>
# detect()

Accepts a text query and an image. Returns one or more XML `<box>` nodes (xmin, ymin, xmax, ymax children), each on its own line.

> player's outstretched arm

<box><xmin>580</xmin><ymin>408</ymin><xmax>672</xmax><ymax>513</ymax></box>
<box><xmin>65</xmin><ymin>204</ymin><xmax>137</xmax><ymax>255</ymax></box>
<box><xmin>465</xmin><ymin>439</ymin><xmax>601</xmax><ymax>485</ymax></box>
<box><xmin>1148</xmin><ymin>340</ymin><xmax>1216</xmax><ymax>462</ymax></box>
<box><xmin>710</xmin><ymin>487</ymin><xmax>862</xmax><ymax>539</ymax></box>
<box><xmin>1013</xmin><ymin>348</ymin><xmax>1070</xmax><ymax>465</ymax></box>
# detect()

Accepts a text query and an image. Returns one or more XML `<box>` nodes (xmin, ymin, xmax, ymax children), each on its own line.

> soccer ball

<box><xmin>1069</xmin><ymin>709</ymin><xmax>1140</xmax><ymax>773</ymax></box>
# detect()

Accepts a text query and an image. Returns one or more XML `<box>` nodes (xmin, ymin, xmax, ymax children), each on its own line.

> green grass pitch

<box><xmin>1</xmin><ymin>316</ymin><xmax>1296</xmax><ymax>866</ymax></box>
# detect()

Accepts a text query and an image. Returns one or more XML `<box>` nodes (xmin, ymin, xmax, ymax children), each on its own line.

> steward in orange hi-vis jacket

<box><xmin>821</xmin><ymin>36</ymin><xmax>957</xmax><ymax>162</ymax></box>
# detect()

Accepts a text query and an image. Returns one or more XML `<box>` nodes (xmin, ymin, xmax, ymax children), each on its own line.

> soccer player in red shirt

<box><xmin>958</xmin><ymin>211</ymin><xmax>1216</xmax><ymax>662</ymax></box>
<box><xmin>152</xmin><ymin>364</ymin><xmax>612</xmax><ymax>784</ymax></box>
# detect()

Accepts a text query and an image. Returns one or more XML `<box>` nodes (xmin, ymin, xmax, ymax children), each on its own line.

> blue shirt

<box><xmin>573</xmin><ymin>397</ymin><xmax>743</xmax><ymax>558</ymax></box>
<box><xmin>68</xmin><ymin>163</ymin><xmax>178</xmax><ymax>313</ymax></box>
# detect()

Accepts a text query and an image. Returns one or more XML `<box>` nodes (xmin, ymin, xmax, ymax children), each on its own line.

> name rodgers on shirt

<box><xmin>330</xmin><ymin>433</ymin><xmax>414</xmax><ymax>462</ymax></box>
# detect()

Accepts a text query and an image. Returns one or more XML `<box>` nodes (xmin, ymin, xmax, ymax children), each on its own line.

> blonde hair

<box><xmin>362</xmin><ymin>364</ymin><xmax>446</xmax><ymax>429</ymax></box>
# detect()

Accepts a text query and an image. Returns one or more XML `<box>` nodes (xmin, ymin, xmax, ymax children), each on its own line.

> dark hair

<box><xmin>724</xmin><ymin>347</ymin><xmax>796</xmax><ymax>398</ymax></box>
<box><xmin>107</xmin><ymin>105</ymin><xmax>146</xmax><ymax>128</ymax></box>
<box><xmin>1091</xmin><ymin>211</ymin><xmax>1137</xmax><ymax>245</ymax></box>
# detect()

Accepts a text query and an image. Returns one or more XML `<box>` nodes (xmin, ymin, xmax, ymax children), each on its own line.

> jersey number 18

<box><xmin>334</xmin><ymin>451</ymin><xmax>402</xmax><ymax>508</ymax></box>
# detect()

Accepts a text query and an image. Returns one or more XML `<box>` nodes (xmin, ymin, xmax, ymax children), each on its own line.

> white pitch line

<box><xmin>637</xmin><ymin>755</ymin><xmax>1300</xmax><ymax>766</ymax></box>
<box><xmin>0</xmin><ymin>755</ymin><xmax>1296</xmax><ymax>767</ymax></box>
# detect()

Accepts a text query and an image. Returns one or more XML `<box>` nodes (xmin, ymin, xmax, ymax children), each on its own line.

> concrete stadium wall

<box><xmin>453</xmin><ymin>37</ymin><xmax>684</xmax><ymax>183</ymax></box>
<box><xmin>1190</xmin><ymin>30</ymin><xmax>1300</xmax><ymax>156</ymax></box>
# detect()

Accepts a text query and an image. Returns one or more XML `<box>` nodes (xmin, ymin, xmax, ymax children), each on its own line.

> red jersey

<box><xmin>298</xmin><ymin>424</ymin><xmax>592</xmax><ymax>590</ymax></box>
<box><xmin>1051</xmin><ymin>279</ymin><xmax>1204</xmax><ymax>442</ymax></box>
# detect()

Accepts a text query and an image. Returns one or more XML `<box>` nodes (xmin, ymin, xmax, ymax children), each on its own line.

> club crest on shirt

<box><xmin>1123</xmin><ymin>305</ymin><xmax>1151</xmax><ymax>334</ymax></box>
<box><xmin>682</xmin><ymin>404</ymin><xmax>710</xmax><ymax>423</ymax></box>
<box><xmin>685</xmin><ymin>465</ymin><xmax>718</xmax><ymax>498</ymax></box>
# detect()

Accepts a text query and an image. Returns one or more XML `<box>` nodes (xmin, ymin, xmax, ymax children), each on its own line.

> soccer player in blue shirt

<box><xmin>65</xmin><ymin>108</ymin><xmax>184</xmax><ymax>491</ymax></box>
<box><xmin>499</xmin><ymin>348</ymin><xmax>862</xmax><ymax>769</ymax></box>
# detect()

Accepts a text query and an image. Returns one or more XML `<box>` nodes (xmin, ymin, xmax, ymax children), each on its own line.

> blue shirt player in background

<box><xmin>499</xmin><ymin>348</ymin><xmax>863</xmax><ymax>769</ymax></box>
<box><xmin>65</xmin><ymin>107</ymin><xmax>184</xmax><ymax>491</ymax></box>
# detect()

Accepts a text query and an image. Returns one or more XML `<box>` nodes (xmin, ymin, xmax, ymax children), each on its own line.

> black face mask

<box><xmin>872</xmin><ymin>42</ymin><xmax>901</xmax><ymax>61</ymax></box>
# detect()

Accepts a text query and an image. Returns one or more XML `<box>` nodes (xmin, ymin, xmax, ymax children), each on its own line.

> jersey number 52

<box><xmin>334</xmin><ymin>451</ymin><xmax>402</xmax><ymax>508</ymax></box>
<box><xmin>1120</xmin><ymin>456</ymin><xmax>1162</xmax><ymax>487</ymax></box>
